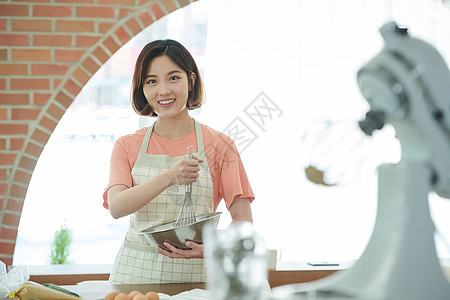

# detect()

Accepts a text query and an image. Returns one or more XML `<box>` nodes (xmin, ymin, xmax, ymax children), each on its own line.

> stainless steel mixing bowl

<box><xmin>141</xmin><ymin>212</ymin><xmax>222</xmax><ymax>251</ymax></box>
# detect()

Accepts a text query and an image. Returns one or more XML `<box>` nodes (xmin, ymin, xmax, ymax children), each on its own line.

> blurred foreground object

<box><xmin>204</xmin><ymin>222</ymin><xmax>270</xmax><ymax>300</ymax></box>
<box><xmin>0</xmin><ymin>262</ymin><xmax>29</xmax><ymax>298</ymax></box>
<box><xmin>14</xmin><ymin>282</ymin><xmax>80</xmax><ymax>300</ymax></box>
<box><xmin>273</xmin><ymin>21</ymin><xmax>450</xmax><ymax>299</ymax></box>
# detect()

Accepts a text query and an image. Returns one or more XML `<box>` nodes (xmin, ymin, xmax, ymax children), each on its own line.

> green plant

<box><xmin>50</xmin><ymin>224</ymin><xmax>73</xmax><ymax>265</ymax></box>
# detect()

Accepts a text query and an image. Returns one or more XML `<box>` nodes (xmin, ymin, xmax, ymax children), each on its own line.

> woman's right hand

<box><xmin>108</xmin><ymin>156</ymin><xmax>204</xmax><ymax>219</ymax></box>
<box><xmin>168</xmin><ymin>156</ymin><xmax>204</xmax><ymax>186</ymax></box>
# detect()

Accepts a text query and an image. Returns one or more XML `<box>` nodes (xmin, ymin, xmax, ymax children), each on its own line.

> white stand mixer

<box><xmin>272</xmin><ymin>21</ymin><xmax>450</xmax><ymax>300</ymax></box>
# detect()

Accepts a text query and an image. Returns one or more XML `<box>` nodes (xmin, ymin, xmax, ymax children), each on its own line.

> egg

<box><xmin>104</xmin><ymin>291</ymin><xmax>120</xmax><ymax>300</ymax></box>
<box><xmin>114</xmin><ymin>293</ymin><xmax>131</xmax><ymax>300</ymax></box>
<box><xmin>133</xmin><ymin>295</ymin><xmax>147</xmax><ymax>300</ymax></box>
<box><xmin>145</xmin><ymin>291</ymin><xmax>160</xmax><ymax>300</ymax></box>
<box><xmin>128</xmin><ymin>291</ymin><xmax>143</xmax><ymax>299</ymax></box>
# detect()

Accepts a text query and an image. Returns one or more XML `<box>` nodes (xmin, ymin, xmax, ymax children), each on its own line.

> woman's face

<box><xmin>142</xmin><ymin>55</ymin><xmax>195</xmax><ymax>120</ymax></box>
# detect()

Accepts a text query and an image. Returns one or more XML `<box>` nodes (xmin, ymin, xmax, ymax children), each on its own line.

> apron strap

<box><xmin>138</xmin><ymin>123</ymin><xmax>154</xmax><ymax>155</ymax></box>
<box><xmin>194</xmin><ymin>120</ymin><xmax>205</xmax><ymax>153</ymax></box>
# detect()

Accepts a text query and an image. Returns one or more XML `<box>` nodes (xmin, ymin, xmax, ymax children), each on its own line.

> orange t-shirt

<box><xmin>103</xmin><ymin>123</ymin><xmax>254</xmax><ymax>211</ymax></box>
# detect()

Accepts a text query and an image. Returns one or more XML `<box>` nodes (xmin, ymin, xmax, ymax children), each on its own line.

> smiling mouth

<box><xmin>158</xmin><ymin>99</ymin><xmax>175</xmax><ymax>105</ymax></box>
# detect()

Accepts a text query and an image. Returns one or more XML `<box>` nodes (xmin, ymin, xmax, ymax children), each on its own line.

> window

<box><xmin>14</xmin><ymin>0</ymin><xmax>450</xmax><ymax>265</ymax></box>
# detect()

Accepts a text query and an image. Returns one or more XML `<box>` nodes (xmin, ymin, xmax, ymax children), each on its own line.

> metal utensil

<box><xmin>174</xmin><ymin>145</ymin><xmax>197</xmax><ymax>227</ymax></box>
<box><xmin>141</xmin><ymin>212</ymin><xmax>222</xmax><ymax>250</ymax></box>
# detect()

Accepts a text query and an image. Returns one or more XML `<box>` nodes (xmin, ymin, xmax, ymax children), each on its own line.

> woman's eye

<box><xmin>146</xmin><ymin>79</ymin><xmax>156</xmax><ymax>84</ymax></box>
<box><xmin>169</xmin><ymin>76</ymin><xmax>179</xmax><ymax>81</ymax></box>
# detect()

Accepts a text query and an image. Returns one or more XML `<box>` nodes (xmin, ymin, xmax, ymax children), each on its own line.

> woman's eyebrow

<box><xmin>145</xmin><ymin>70</ymin><xmax>183</xmax><ymax>78</ymax></box>
<box><xmin>167</xmin><ymin>70</ymin><xmax>183</xmax><ymax>75</ymax></box>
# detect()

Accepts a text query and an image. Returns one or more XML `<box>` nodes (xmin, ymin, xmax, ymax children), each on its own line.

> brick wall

<box><xmin>0</xmin><ymin>0</ymin><xmax>194</xmax><ymax>267</ymax></box>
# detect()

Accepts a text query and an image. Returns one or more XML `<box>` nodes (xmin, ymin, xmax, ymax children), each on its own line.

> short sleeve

<box><xmin>204</xmin><ymin>128</ymin><xmax>254</xmax><ymax>210</ymax></box>
<box><xmin>102</xmin><ymin>137</ymin><xmax>135</xmax><ymax>209</ymax></box>
<box><xmin>219</xmin><ymin>138</ymin><xmax>254</xmax><ymax>209</ymax></box>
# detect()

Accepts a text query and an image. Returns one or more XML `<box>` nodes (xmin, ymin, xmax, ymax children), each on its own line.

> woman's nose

<box><xmin>158</xmin><ymin>82</ymin><xmax>170</xmax><ymax>95</ymax></box>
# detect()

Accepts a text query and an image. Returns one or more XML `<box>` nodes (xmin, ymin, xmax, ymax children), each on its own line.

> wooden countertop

<box><xmin>3</xmin><ymin>259</ymin><xmax>448</xmax><ymax>300</ymax></box>
<box><xmin>6</xmin><ymin>262</ymin><xmax>347</xmax><ymax>299</ymax></box>
<box><xmin>5</xmin><ymin>260</ymin><xmax>449</xmax><ymax>300</ymax></box>
<box><xmin>27</xmin><ymin>261</ymin><xmax>350</xmax><ymax>287</ymax></box>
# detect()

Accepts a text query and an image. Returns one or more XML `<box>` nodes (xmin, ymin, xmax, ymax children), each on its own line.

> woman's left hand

<box><xmin>157</xmin><ymin>241</ymin><xmax>203</xmax><ymax>259</ymax></box>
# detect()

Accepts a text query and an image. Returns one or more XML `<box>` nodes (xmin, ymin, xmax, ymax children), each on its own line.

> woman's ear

<box><xmin>189</xmin><ymin>72</ymin><xmax>196</xmax><ymax>91</ymax></box>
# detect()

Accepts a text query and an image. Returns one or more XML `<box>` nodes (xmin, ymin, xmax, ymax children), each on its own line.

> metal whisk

<box><xmin>174</xmin><ymin>145</ymin><xmax>197</xmax><ymax>227</ymax></box>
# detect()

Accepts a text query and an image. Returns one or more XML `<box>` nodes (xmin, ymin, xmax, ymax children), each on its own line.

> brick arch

<box><xmin>0</xmin><ymin>0</ymin><xmax>195</xmax><ymax>267</ymax></box>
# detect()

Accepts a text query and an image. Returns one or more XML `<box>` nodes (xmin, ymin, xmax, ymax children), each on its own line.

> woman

<box><xmin>103</xmin><ymin>39</ymin><xmax>254</xmax><ymax>284</ymax></box>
